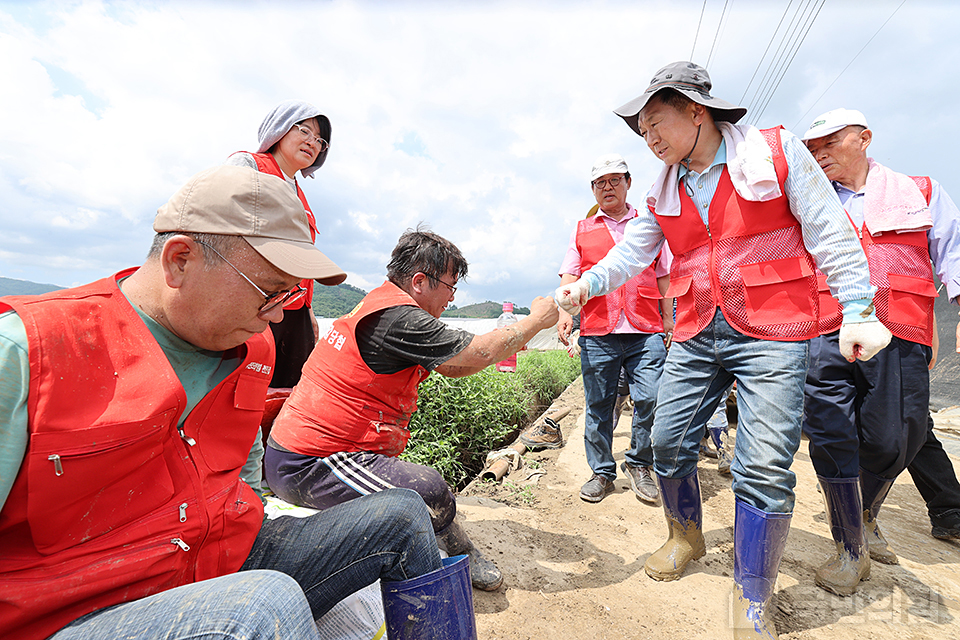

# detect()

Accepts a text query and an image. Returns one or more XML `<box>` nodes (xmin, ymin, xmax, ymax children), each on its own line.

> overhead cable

<box><xmin>691</xmin><ymin>0</ymin><xmax>709</xmax><ymax>61</ymax></box>
<box><xmin>792</xmin><ymin>0</ymin><xmax>908</xmax><ymax>131</ymax></box>
<box><xmin>752</xmin><ymin>0</ymin><xmax>826</xmax><ymax>125</ymax></box>
<box><xmin>706</xmin><ymin>0</ymin><xmax>734</xmax><ymax>69</ymax></box>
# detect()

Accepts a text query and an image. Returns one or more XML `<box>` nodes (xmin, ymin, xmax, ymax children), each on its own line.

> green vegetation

<box><xmin>401</xmin><ymin>349</ymin><xmax>581</xmax><ymax>489</ymax></box>
<box><xmin>311</xmin><ymin>283</ymin><xmax>367</xmax><ymax>318</ymax></box>
<box><xmin>442</xmin><ymin>301</ymin><xmax>531</xmax><ymax>318</ymax></box>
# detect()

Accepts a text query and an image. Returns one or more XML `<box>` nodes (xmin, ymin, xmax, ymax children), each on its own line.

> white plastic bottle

<box><xmin>495</xmin><ymin>302</ymin><xmax>518</xmax><ymax>373</ymax></box>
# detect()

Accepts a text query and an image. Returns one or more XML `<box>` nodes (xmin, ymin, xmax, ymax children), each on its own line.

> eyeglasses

<box><xmin>426</xmin><ymin>273</ymin><xmax>457</xmax><ymax>295</ymax></box>
<box><xmin>292</xmin><ymin>123</ymin><xmax>330</xmax><ymax>152</ymax></box>
<box><xmin>591</xmin><ymin>176</ymin><xmax>624</xmax><ymax>190</ymax></box>
<box><xmin>196</xmin><ymin>240</ymin><xmax>306</xmax><ymax>314</ymax></box>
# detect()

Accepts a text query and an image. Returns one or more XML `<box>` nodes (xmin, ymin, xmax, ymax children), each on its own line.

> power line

<box><xmin>792</xmin><ymin>0</ymin><xmax>908</xmax><ymax>131</ymax></box>
<box><xmin>752</xmin><ymin>0</ymin><xmax>826</xmax><ymax>125</ymax></box>
<box><xmin>691</xmin><ymin>0</ymin><xmax>709</xmax><ymax>61</ymax></box>
<box><xmin>739</xmin><ymin>0</ymin><xmax>796</xmax><ymax>105</ymax></box>
<box><xmin>745</xmin><ymin>0</ymin><xmax>822</xmax><ymax>120</ymax></box>
<box><xmin>706</xmin><ymin>0</ymin><xmax>734</xmax><ymax>69</ymax></box>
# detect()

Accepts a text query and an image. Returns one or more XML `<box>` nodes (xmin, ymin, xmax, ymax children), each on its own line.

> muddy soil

<box><xmin>456</xmin><ymin>380</ymin><xmax>960</xmax><ymax>639</ymax></box>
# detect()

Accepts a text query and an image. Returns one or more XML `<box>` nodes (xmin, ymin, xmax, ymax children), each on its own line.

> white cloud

<box><xmin>1</xmin><ymin>0</ymin><xmax>958</xmax><ymax>309</ymax></box>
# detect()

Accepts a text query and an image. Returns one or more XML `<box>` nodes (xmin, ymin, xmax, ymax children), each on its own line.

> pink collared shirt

<box><xmin>559</xmin><ymin>204</ymin><xmax>672</xmax><ymax>334</ymax></box>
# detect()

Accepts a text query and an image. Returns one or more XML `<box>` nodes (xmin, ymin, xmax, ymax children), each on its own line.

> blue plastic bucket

<box><xmin>380</xmin><ymin>554</ymin><xmax>477</xmax><ymax>640</ymax></box>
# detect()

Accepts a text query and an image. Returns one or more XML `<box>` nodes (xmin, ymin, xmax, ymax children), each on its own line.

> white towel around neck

<box><xmin>645</xmin><ymin>122</ymin><xmax>782</xmax><ymax>217</ymax></box>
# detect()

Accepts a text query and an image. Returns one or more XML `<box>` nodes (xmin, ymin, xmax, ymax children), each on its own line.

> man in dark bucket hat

<box><xmin>556</xmin><ymin>61</ymin><xmax>890</xmax><ymax>639</ymax></box>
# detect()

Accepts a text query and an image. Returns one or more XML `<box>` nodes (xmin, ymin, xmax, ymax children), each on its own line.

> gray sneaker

<box><xmin>579</xmin><ymin>474</ymin><xmax>615</xmax><ymax>502</ymax></box>
<box><xmin>621</xmin><ymin>462</ymin><xmax>659</xmax><ymax>503</ymax></box>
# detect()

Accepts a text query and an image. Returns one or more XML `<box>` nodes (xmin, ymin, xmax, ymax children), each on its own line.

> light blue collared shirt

<box><xmin>583</xmin><ymin>128</ymin><xmax>875</xmax><ymax>309</ymax></box>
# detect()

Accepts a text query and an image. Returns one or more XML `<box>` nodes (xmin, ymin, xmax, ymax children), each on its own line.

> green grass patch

<box><xmin>401</xmin><ymin>350</ymin><xmax>581</xmax><ymax>489</ymax></box>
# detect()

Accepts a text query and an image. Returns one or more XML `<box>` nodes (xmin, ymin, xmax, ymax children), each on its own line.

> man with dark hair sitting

<box><xmin>266</xmin><ymin>225</ymin><xmax>559</xmax><ymax>592</ymax></box>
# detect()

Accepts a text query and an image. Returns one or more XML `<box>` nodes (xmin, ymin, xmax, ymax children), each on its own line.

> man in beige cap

<box><xmin>0</xmin><ymin>166</ymin><xmax>460</xmax><ymax>639</ymax></box>
<box><xmin>555</xmin><ymin>62</ymin><xmax>887</xmax><ymax>639</ymax></box>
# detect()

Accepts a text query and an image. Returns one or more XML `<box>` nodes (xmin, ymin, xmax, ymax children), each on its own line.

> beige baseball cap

<box><xmin>154</xmin><ymin>165</ymin><xmax>347</xmax><ymax>285</ymax></box>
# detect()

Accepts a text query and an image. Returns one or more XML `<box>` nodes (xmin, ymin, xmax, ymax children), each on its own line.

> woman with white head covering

<box><xmin>227</xmin><ymin>101</ymin><xmax>345</xmax><ymax>390</ymax></box>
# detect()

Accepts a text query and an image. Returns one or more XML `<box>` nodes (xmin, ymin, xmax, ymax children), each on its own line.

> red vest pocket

<box><xmin>27</xmin><ymin>414</ymin><xmax>176</xmax><ymax>554</ymax></box>
<box><xmin>739</xmin><ymin>256</ymin><xmax>816</xmax><ymax>326</ymax></box>
<box><xmin>886</xmin><ymin>273</ymin><xmax>937</xmax><ymax>329</ymax></box>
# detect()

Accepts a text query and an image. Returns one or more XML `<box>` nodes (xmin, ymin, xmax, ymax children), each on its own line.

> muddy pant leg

<box><xmin>242</xmin><ymin>488</ymin><xmax>442</xmax><ymax>619</ymax></box>
<box><xmin>266</xmin><ymin>447</ymin><xmax>456</xmax><ymax>532</ymax></box>
<box><xmin>50</xmin><ymin>571</ymin><xmax>319</xmax><ymax>640</ymax></box>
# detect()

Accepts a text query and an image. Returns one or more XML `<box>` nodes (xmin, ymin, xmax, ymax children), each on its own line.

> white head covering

<box><xmin>257</xmin><ymin>100</ymin><xmax>332</xmax><ymax>178</ymax></box>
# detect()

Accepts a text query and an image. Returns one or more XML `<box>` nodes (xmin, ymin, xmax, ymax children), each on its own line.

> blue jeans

<box><xmin>579</xmin><ymin>332</ymin><xmax>666</xmax><ymax>479</ymax></box>
<box><xmin>50</xmin><ymin>489</ymin><xmax>441</xmax><ymax>639</ymax></box>
<box><xmin>653</xmin><ymin>312</ymin><xmax>808</xmax><ymax>513</ymax></box>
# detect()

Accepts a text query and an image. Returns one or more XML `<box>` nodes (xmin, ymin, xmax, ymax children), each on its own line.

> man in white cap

<box><xmin>800</xmin><ymin>108</ymin><xmax>960</xmax><ymax>597</ymax></box>
<box><xmin>555</xmin><ymin>61</ymin><xmax>887</xmax><ymax>639</ymax></box>
<box><xmin>0</xmin><ymin>166</ymin><xmax>459</xmax><ymax>639</ymax></box>
<box><xmin>550</xmin><ymin>153</ymin><xmax>671</xmax><ymax>504</ymax></box>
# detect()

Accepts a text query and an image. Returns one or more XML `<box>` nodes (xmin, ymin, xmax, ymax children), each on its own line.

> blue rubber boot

<box><xmin>732</xmin><ymin>500</ymin><xmax>791</xmax><ymax>640</ymax></box>
<box><xmin>381</xmin><ymin>554</ymin><xmax>477</xmax><ymax>640</ymax></box>
<box><xmin>860</xmin><ymin>469</ymin><xmax>898</xmax><ymax>565</ymax></box>
<box><xmin>644</xmin><ymin>470</ymin><xmax>706</xmax><ymax>581</ymax></box>
<box><xmin>815</xmin><ymin>476</ymin><xmax>869</xmax><ymax>596</ymax></box>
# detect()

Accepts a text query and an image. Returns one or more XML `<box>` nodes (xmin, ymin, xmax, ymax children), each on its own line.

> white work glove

<box><xmin>555</xmin><ymin>279</ymin><xmax>591</xmax><ymax>315</ymax></box>
<box><xmin>838</xmin><ymin>320</ymin><xmax>892</xmax><ymax>362</ymax></box>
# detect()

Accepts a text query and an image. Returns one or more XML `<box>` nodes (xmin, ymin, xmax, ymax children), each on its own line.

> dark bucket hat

<box><xmin>614</xmin><ymin>61</ymin><xmax>747</xmax><ymax>137</ymax></box>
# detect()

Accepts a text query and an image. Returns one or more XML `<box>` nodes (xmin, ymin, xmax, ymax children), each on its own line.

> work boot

<box><xmin>815</xmin><ymin>476</ymin><xmax>870</xmax><ymax>596</ymax></box>
<box><xmin>579</xmin><ymin>473</ymin><xmax>615</xmax><ymax>503</ymax></box>
<box><xmin>613</xmin><ymin>394</ymin><xmax>631</xmax><ymax>429</ymax></box>
<box><xmin>644</xmin><ymin>470</ymin><xmax>706</xmax><ymax>582</ymax></box>
<box><xmin>731</xmin><ymin>500</ymin><xmax>791</xmax><ymax>640</ymax></box>
<box><xmin>621</xmin><ymin>461</ymin><xmax>659</xmax><ymax>504</ymax></box>
<box><xmin>436</xmin><ymin>517</ymin><xmax>503</xmax><ymax>591</ymax></box>
<box><xmin>709</xmin><ymin>426</ymin><xmax>734</xmax><ymax>475</ymax></box>
<box><xmin>699</xmin><ymin>432</ymin><xmax>720</xmax><ymax>459</ymax></box>
<box><xmin>931</xmin><ymin>508</ymin><xmax>960</xmax><ymax>540</ymax></box>
<box><xmin>520</xmin><ymin>417</ymin><xmax>563</xmax><ymax>450</ymax></box>
<box><xmin>381</xmin><ymin>555</ymin><xmax>477</xmax><ymax>640</ymax></box>
<box><xmin>860</xmin><ymin>469</ymin><xmax>899</xmax><ymax>565</ymax></box>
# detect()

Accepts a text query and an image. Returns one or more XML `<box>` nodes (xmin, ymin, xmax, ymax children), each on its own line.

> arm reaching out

<box><xmin>435</xmin><ymin>296</ymin><xmax>559</xmax><ymax>377</ymax></box>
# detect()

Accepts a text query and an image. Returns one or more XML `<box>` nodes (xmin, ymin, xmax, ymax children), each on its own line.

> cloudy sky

<box><xmin>1</xmin><ymin>0</ymin><xmax>957</xmax><ymax>310</ymax></box>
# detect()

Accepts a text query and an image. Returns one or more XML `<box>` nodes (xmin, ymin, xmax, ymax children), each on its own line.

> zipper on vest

<box><xmin>171</xmin><ymin>537</ymin><xmax>191</xmax><ymax>551</ymax></box>
<box><xmin>48</xmin><ymin>454</ymin><xmax>63</xmax><ymax>476</ymax></box>
<box><xmin>178</xmin><ymin>425</ymin><xmax>197</xmax><ymax>446</ymax></box>
<box><xmin>179</xmin><ymin>502</ymin><xmax>188</xmax><ymax>523</ymax></box>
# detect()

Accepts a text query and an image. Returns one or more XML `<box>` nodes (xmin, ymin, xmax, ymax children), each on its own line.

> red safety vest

<box><xmin>576</xmin><ymin>214</ymin><xmax>663</xmax><ymax>335</ymax></box>
<box><xmin>271</xmin><ymin>281</ymin><xmax>430</xmax><ymax>458</ymax></box>
<box><xmin>816</xmin><ymin>176</ymin><xmax>937</xmax><ymax>346</ymax></box>
<box><xmin>0</xmin><ymin>271</ymin><xmax>271</xmax><ymax>640</ymax></box>
<box><xmin>243</xmin><ymin>151</ymin><xmax>318</xmax><ymax>310</ymax></box>
<box><xmin>655</xmin><ymin>127</ymin><xmax>819</xmax><ymax>343</ymax></box>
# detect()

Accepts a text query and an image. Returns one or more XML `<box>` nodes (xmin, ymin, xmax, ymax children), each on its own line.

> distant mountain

<box><xmin>442</xmin><ymin>301</ymin><xmax>531</xmax><ymax>319</ymax></box>
<box><xmin>0</xmin><ymin>276</ymin><xmax>64</xmax><ymax>297</ymax></box>
<box><xmin>311</xmin><ymin>283</ymin><xmax>367</xmax><ymax>318</ymax></box>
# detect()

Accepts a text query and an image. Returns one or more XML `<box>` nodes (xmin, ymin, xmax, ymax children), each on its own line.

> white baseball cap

<box><xmin>802</xmin><ymin>108</ymin><xmax>869</xmax><ymax>141</ymax></box>
<box><xmin>591</xmin><ymin>154</ymin><xmax>629</xmax><ymax>181</ymax></box>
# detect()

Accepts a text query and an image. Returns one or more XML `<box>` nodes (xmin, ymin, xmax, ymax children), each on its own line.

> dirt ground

<box><xmin>456</xmin><ymin>379</ymin><xmax>960</xmax><ymax>640</ymax></box>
